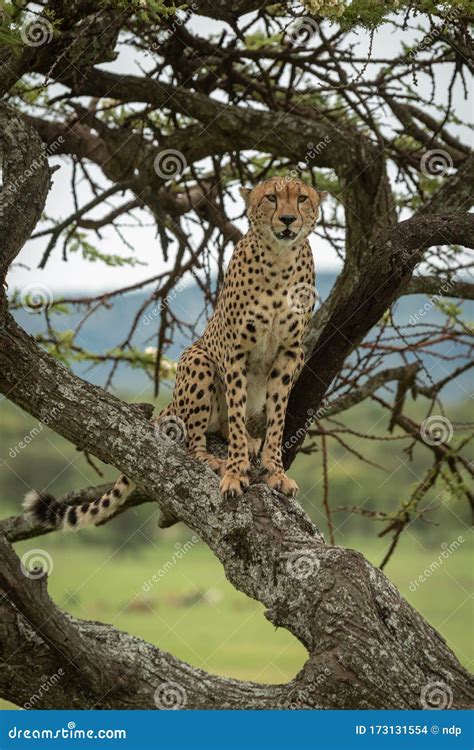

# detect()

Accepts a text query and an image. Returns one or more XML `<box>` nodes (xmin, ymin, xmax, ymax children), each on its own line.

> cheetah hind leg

<box><xmin>174</xmin><ymin>348</ymin><xmax>226</xmax><ymax>477</ymax></box>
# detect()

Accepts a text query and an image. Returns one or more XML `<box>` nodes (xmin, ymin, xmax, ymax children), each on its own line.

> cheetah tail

<box><xmin>22</xmin><ymin>475</ymin><xmax>135</xmax><ymax>532</ymax></box>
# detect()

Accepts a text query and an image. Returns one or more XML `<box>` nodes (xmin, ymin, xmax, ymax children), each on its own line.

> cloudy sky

<box><xmin>8</xmin><ymin>10</ymin><xmax>472</xmax><ymax>295</ymax></box>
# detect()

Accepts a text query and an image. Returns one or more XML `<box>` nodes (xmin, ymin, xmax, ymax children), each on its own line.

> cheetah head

<box><xmin>240</xmin><ymin>177</ymin><xmax>326</xmax><ymax>249</ymax></box>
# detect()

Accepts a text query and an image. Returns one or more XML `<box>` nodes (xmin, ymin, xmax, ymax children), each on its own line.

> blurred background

<box><xmin>1</xmin><ymin>0</ymin><xmax>473</xmax><ymax>710</ymax></box>
<box><xmin>1</xmin><ymin>275</ymin><xmax>472</xmax><ymax>709</ymax></box>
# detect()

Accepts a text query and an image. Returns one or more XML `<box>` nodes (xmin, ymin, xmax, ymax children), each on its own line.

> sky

<box><xmin>7</xmin><ymin>9</ymin><xmax>473</xmax><ymax>295</ymax></box>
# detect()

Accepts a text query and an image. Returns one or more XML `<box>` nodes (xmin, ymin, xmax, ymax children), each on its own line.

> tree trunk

<box><xmin>0</xmin><ymin>97</ymin><xmax>473</xmax><ymax>712</ymax></box>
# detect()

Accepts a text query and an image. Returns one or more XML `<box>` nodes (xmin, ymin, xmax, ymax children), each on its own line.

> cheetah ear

<box><xmin>317</xmin><ymin>191</ymin><xmax>328</xmax><ymax>203</ymax></box>
<box><xmin>239</xmin><ymin>187</ymin><xmax>252</xmax><ymax>207</ymax></box>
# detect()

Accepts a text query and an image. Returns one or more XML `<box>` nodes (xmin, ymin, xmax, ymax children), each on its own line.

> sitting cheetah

<box><xmin>24</xmin><ymin>177</ymin><xmax>326</xmax><ymax>531</ymax></box>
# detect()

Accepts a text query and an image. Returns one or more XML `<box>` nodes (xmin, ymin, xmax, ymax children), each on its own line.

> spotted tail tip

<box><xmin>23</xmin><ymin>490</ymin><xmax>63</xmax><ymax>528</ymax></box>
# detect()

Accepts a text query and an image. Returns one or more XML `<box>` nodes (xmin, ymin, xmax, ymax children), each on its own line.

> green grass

<box><xmin>1</xmin><ymin>531</ymin><xmax>471</xmax><ymax>709</ymax></box>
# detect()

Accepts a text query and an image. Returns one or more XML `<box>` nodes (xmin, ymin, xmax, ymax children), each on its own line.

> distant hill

<box><xmin>12</xmin><ymin>273</ymin><xmax>472</xmax><ymax>396</ymax></box>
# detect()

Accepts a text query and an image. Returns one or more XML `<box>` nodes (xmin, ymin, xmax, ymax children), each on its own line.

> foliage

<box><xmin>2</xmin><ymin>0</ymin><xmax>473</xmax><ymax>568</ymax></box>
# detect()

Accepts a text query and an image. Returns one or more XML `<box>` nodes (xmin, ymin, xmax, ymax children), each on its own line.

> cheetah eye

<box><xmin>265</xmin><ymin>194</ymin><xmax>277</xmax><ymax>203</ymax></box>
<box><xmin>298</xmin><ymin>195</ymin><xmax>308</xmax><ymax>203</ymax></box>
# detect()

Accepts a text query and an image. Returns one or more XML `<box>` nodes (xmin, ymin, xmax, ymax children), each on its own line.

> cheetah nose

<box><xmin>280</xmin><ymin>215</ymin><xmax>296</xmax><ymax>226</ymax></box>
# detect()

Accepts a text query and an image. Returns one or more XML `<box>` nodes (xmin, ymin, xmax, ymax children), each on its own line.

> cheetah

<box><xmin>24</xmin><ymin>177</ymin><xmax>326</xmax><ymax>531</ymax></box>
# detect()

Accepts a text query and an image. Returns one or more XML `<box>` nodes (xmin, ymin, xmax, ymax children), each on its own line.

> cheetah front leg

<box><xmin>220</xmin><ymin>348</ymin><xmax>251</xmax><ymax>498</ymax></box>
<box><xmin>261</xmin><ymin>346</ymin><xmax>304</xmax><ymax>496</ymax></box>
<box><xmin>220</xmin><ymin>422</ymin><xmax>261</xmax><ymax>457</ymax></box>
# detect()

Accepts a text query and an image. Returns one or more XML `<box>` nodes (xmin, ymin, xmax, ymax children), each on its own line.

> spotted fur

<box><xmin>23</xmin><ymin>177</ymin><xmax>325</xmax><ymax>530</ymax></box>
<box><xmin>23</xmin><ymin>474</ymin><xmax>133</xmax><ymax>532</ymax></box>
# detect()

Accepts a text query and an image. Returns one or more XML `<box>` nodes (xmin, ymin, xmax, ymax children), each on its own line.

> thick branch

<box><xmin>0</xmin><ymin>542</ymin><xmax>288</xmax><ymax>710</ymax></box>
<box><xmin>1</xmin><ymin>308</ymin><xmax>473</xmax><ymax>707</ymax></box>
<box><xmin>0</xmin><ymin>537</ymin><xmax>127</xmax><ymax>694</ymax></box>
<box><xmin>405</xmin><ymin>275</ymin><xmax>474</xmax><ymax>300</ymax></box>
<box><xmin>1</xmin><ymin>80</ymin><xmax>472</xmax><ymax>712</ymax></box>
<box><xmin>284</xmin><ymin>213</ymin><xmax>474</xmax><ymax>464</ymax></box>
<box><xmin>0</xmin><ymin>103</ymin><xmax>51</xmax><ymax>279</ymax></box>
<box><xmin>323</xmin><ymin>364</ymin><xmax>420</xmax><ymax>418</ymax></box>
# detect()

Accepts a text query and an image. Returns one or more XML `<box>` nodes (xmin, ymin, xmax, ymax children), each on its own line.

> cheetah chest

<box><xmin>246</xmin><ymin>315</ymin><xmax>282</xmax><ymax>419</ymax></box>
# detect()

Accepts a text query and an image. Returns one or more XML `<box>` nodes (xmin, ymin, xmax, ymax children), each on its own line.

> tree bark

<box><xmin>1</xmin><ymin>94</ymin><xmax>473</xmax><ymax>712</ymax></box>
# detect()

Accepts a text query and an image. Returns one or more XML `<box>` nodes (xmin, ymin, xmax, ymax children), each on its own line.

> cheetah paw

<box><xmin>263</xmin><ymin>470</ymin><xmax>299</xmax><ymax>496</ymax></box>
<box><xmin>207</xmin><ymin>457</ymin><xmax>227</xmax><ymax>477</ymax></box>
<box><xmin>220</xmin><ymin>471</ymin><xmax>250</xmax><ymax>499</ymax></box>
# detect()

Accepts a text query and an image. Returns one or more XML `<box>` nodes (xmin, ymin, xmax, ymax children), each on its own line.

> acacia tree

<box><xmin>0</xmin><ymin>0</ymin><xmax>473</xmax><ymax>709</ymax></box>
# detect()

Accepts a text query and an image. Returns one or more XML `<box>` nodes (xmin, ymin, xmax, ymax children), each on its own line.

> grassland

<box><xmin>1</xmin><ymin>531</ymin><xmax>471</xmax><ymax>710</ymax></box>
<box><xmin>1</xmin><ymin>395</ymin><xmax>471</xmax><ymax>709</ymax></box>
